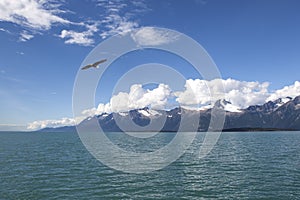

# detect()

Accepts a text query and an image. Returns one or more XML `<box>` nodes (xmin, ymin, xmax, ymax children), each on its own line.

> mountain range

<box><xmin>41</xmin><ymin>95</ymin><xmax>300</xmax><ymax>132</ymax></box>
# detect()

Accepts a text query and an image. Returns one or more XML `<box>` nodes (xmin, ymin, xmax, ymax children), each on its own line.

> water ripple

<box><xmin>0</xmin><ymin>131</ymin><xmax>300</xmax><ymax>199</ymax></box>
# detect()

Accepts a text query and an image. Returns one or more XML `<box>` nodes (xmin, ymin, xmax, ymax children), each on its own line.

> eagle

<box><xmin>81</xmin><ymin>59</ymin><xmax>107</xmax><ymax>70</ymax></box>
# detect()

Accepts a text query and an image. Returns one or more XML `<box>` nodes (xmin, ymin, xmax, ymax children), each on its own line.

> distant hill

<box><xmin>39</xmin><ymin>126</ymin><xmax>76</xmax><ymax>132</ymax></box>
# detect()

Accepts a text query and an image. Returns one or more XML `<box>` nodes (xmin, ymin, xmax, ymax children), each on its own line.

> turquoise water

<box><xmin>1</xmin><ymin>131</ymin><xmax>300</xmax><ymax>199</ymax></box>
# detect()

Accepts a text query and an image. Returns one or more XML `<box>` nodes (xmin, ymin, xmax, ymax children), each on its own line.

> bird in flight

<box><xmin>81</xmin><ymin>59</ymin><xmax>107</xmax><ymax>70</ymax></box>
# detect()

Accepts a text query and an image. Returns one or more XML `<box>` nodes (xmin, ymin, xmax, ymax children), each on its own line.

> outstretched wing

<box><xmin>81</xmin><ymin>64</ymin><xmax>92</xmax><ymax>70</ymax></box>
<box><xmin>81</xmin><ymin>59</ymin><xmax>107</xmax><ymax>70</ymax></box>
<box><xmin>92</xmin><ymin>59</ymin><xmax>107</xmax><ymax>67</ymax></box>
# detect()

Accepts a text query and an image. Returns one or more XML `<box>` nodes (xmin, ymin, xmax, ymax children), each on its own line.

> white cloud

<box><xmin>27</xmin><ymin>117</ymin><xmax>77</xmax><ymax>130</ymax></box>
<box><xmin>131</xmin><ymin>27</ymin><xmax>179</xmax><ymax>46</ymax></box>
<box><xmin>267</xmin><ymin>81</ymin><xmax>300</xmax><ymax>101</ymax></box>
<box><xmin>82</xmin><ymin>83</ymin><xmax>172</xmax><ymax>115</ymax></box>
<box><xmin>59</xmin><ymin>23</ymin><xmax>100</xmax><ymax>46</ymax></box>
<box><xmin>175</xmin><ymin>78</ymin><xmax>270</xmax><ymax>109</ymax></box>
<box><xmin>59</xmin><ymin>28</ymin><xmax>95</xmax><ymax>46</ymax></box>
<box><xmin>82</xmin><ymin>103</ymin><xmax>111</xmax><ymax>117</ymax></box>
<box><xmin>123</xmin><ymin>83</ymin><xmax>171</xmax><ymax>110</ymax></box>
<box><xmin>19</xmin><ymin>31</ymin><xmax>34</xmax><ymax>41</ymax></box>
<box><xmin>0</xmin><ymin>0</ymin><xmax>70</xmax><ymax>30</ymax></box>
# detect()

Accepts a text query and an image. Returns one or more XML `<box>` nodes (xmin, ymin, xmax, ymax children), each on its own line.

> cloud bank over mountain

<box><xmin>27</xmin><ymin>79</ymin><xmax>300</xmax><ymax>130</ymax></box>
<box><xmin>175</xmin><ymin>78</ymin><xmax>270</xmax><ymax>108</ymax></box>
<box><xmin>267</xmin><ymin>81</ymin><xmax>300</xmax><ymax>101</ymax></box>
<box><xmin>82</xmin><ymin>83</ymin><xmax>171</xmax><ymax>115</ymax></box>
<box><xmin>27</xmin><ymin>117</ymin><xmax>76</xmax><ymax>130</ymax></box>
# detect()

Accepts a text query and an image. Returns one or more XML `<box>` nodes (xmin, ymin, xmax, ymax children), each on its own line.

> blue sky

<box><xmin>0</xmin><ymin>0</ymin><xmax>300</xmax><ymax>130</ymax></box>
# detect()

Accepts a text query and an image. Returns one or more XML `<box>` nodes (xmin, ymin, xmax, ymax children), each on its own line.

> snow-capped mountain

<box><xmin>246</xmin><ymin>97</ymin><xmax>293</xmax><ymax>113</ymax></box>
<box><xmin>41</xmin><ymin>96</ymin><xmax>300</xmax><ymax>132</ymax></box>
<box><xmin>214</xmin><ymin>99</ymin><xmax>242</xmax><ymax>113</ymax></box>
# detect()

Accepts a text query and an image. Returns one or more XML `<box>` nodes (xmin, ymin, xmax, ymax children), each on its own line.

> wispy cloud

<box><xmin>131</xmin><ymin>27</ymin><xmax>179</xmax><ymax>46</ymax></box>
<box><xmin>0</xmin><ymin>0</ymin><xmax>151</xmax><ymax>46</ymax></box>
<box><xmin>194</xmin><ymin>0</ymin><xmax>207</xmax><ymax>5</ymax></box>
<box><xmin>59</xmin><ymin>0</ymin><xmax>147</xmax><ymax>45</ymax></box>
<box><xmin>16</xmin><ymin>51</ymin><xmax>25</xmax><ymax>55</ymax></box>
<box><xmin>19</xmin><ymin>30</ymin><xmax>34</xmax><ymax>41</ymax></box>
<box><xmin>99</xmin><ymin>15</ymin><xmax>138</xmax><ymax>39</ymax></box>
<box><xmin>0</xmin><ymin>71</ymin><xmax>23</xmax><ymax>83</ymax></box>
<box><xmin>97</xmin><ymin>0</ymin><xmax>149</xmax><ymax>39</ymax></box>
<box><xmin>0</xmin><ymin>27</ymin><xmax>11</xmax><ymax>34</ymax></box>
<box><xmin>0</xmin><ymin>0</ymin><xmax>73</xmax><ymax>43</ymax></box>
<box><xmin>0</xmin><ymin>0</ymin><xmax>70</xmax><ymax>30</ymax></box>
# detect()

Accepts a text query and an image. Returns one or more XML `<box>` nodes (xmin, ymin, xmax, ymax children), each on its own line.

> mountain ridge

<box><xmin>40</xmin><ymin>95</ymin><xmax>300</xmax><ymax>132</ymax></box>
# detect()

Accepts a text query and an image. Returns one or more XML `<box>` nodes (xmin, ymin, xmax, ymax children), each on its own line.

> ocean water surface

<box><xmin>1</xmin><ymin>131</ymin><xmax>300</xmax><ymax>199</ymax></box>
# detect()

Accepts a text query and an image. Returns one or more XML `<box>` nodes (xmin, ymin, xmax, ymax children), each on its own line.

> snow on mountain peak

<box><xmin>118</xmin><ymin>112</ymin><xmax>128</xmax><ymax>116</ymax></box>
<box><xmin>273</xmin><ymin>97</ymin><xmax>292</xmax><ymax>110</ymax></box>
<box><xmin>282</xmin><ymin>97</ymin><xmax>292</xmax><ymax>103</ymax></box>
<box><xmin>138</xmin><ymin>109</ymin><xmax>161</xmax><ymax>117</ymax></box>
<box><xmin>215</xmin><ymin>99</ymin><xmax>242</xmax><ymax>112</ymax></box>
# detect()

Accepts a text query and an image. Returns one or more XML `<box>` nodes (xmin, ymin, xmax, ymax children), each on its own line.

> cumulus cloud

<box><xmin>27</xmin><ymin>117</ymin><xmax>77</xmax><ymax>130</ymax></box>
<box><xmin>82</xmin><ymin>83</ymin><xmax>172</xmax><ymax>115</ymax></box>
<box><xmin>267</xmin><ymin>81</ymin><xmax>300</xmax><ymax>101</ymax></box>
<box><xmin>0</xmin><ymin>0</ymin><xmax>70</xmax><ymax>30</ymax></box>
<box><xmin>131</xmin><ymin>27</ymin><xmax>179</xmax><ymax>46</ymax></box>
<box><xmin>175</xmin><ymin>78</ymin><xmax>270</xmax><ymax>109</ymax></box>
<box><xmin>82</xmin><ymin>79</ymin><xmax>299</xmax><ymax>117</ymax></box>
<box><xmin>82</xmin><ymin>103</ymin><xmax>111</xmax><ymax>117</ymax></box>
<box><xmin>126</xmin><ymin>83</ymin><xmax>171</xmax><ymax>110</ymax></box>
